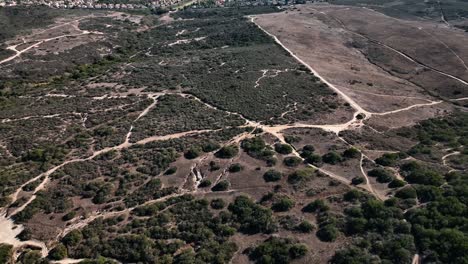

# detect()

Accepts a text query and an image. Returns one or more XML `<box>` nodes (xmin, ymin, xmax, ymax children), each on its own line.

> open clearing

<box><xmin>253</xmin><ymin>4</ymin><xmax>468</xmax><ymax>119</ymax></box>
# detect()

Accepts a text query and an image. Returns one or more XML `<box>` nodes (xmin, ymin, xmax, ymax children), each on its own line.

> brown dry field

<box><xmin>253</xmin><ymin>4</ymin><xmax>468</xmax><ymax>122</ymax></box>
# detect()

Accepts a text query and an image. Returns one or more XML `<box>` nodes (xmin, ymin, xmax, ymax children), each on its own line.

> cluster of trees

<box><xmin>248</xmin><ymin>237</ymin><xmax>307</xmax><ymax>264</ymax></box>
<box><xmin>215</xmin><ymin>145</ymin><xmax>239</xmax><ymax>159</ymax></box>
<box><xmin>299</xmin><ymin>145</ymin><xmax>322</xmax><ymax>165</ymax></box>
<box><xmin>241</xmin><ymin>137</ymin><xmax>276</xmax><ymax>165</ymax></box>
<box><xmin>332</xmin><ymin>191</ymin><xmax>416</xmax><ymax>263</ymax></box>
<box><xmin>334</xmin><ymin>168</ymin><xmax>468</xmax><ymax>263</ymax></box>
<box><xmin>323</xmin><ymin>147</ymin><xmax>360</xmax><ymax>165</ymax></box>
<box><xmin>57</xmin><ymin>194</ymin><xmax>281</xmax><ymax>263</ymax></box>
<box><xmin>58</xmin><ymin>197</ymin><xmax>241</xmax><ymax>263</ymax></box>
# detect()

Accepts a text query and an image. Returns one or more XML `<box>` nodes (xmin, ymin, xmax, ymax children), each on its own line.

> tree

<box><xmin>331</xmin><ymin>246</ymin><xmax>377</xmax><ymax>264</ymax></box>
<box><xmin>263</xmin><ymin>169</ymin><xmax>282</xmax><ymax>182</ymax></box>
<box><xmin>351</xmin><ymin>176</ymin><xmax>365</xmax><ymax>185</ymax></box>
<box><xmin>316</xmin><ymin>224</ymin><xmax>339</xmax><ymax>242</ymax></box>
<box><xmin>62</xmin><ymin>230</ymin><xmax>83</xmax><ymax>247</ymax></box>
<box><xmin>343</xmin><ymin>148</ymin><xmax>360</xmax><ymax>159</ymax></box>
<box><xmin>211</xmin><ymin>180</ymin><xmax>230</xmax><ymax>191</ymax></box>
<box><xmin>210</xmin><ymin>198</ymin><xmax>226</xmax><ymax>209</ymax></box>
<box><xmin>17</xmin><ymin>249</ymin><xmax>46</xmax><ymax>264</ymax></box>
<box><xmin>343</xmin><ymin>189</ymin><xmax>363</xmax><ymax>201</ymax></box>
<box><xmin>228</xmin><ymin>196</ymin><xmax>276</xmax><ymax>234</ymax></box>
<box><xmin>389</xmin><ymin>179</ymin><xmax>406</xmax><ymax>188</ymax></box>
<box><xmin>48</xmin><ymin>243</ymin><xmax>67</xmax><ymax>260</ymax></box>
<box><xmin>395</xmin><ymin>186</ymin><xmax>417</xmax><ymax>199</ymax></box>
<box><xmin>302</xmin><ymin>145</ymin><xmax>315</xmax><ymax>152</ymax></box>
<box><xmin>249</xmin><ymin>237</ymin><xmax>307</xmax><ymax>264</ymax></box>
<box><xmin>322</xmin><ymin>152</ymin><xmax>342</xmax><ymax>165</ymax></box>
<box><xmin>288</xmin><ymin>168</ymin><xmax>315</xmax><ymax>184</ymax></box>
<box><xmin>272</xmin><ymin>197</ymin><xmax>295</xmax><ymax>212</ymax></box>
<box><xmin>302</xmin><ymin>199</ymin><xmax>329</xmax><ymax>213</ymax></box>
<box><xmin>375</xmin><ymin>152</ymin><xmax>406</xmax><ymax>166</ymax></box>
<box><xmin>184</xmin><ymin>147</ymin><xmax>201</xmax><ymax>159</ymax></box>
<box><xmin>202</xmin><ymin>140</ymin><xmax>220</xmax><ymax>152</ymax></box>
<box><xmin>62</xmin><ymin>211</ymin><xmax>76</xmax><ymax>221</ymax></box>
<box><xmin>0</xmin><ymin>244</ymin><xmax>12</xmax><ymax>264</ymax></box>
<box><xmin>215</xmin><ymin>145</ymin><xmax>239</xmax><ymax>159</ymax></box>
<box><xmin>368</xmin><ymin>168</ymin><xmax>394</xmax><ymax>183</ymax></box>
<box><xmin>301</xmin><ymin>145</ymin><xmax>321</xmax><ymax>165</ymax></box>
<box><xmin>228</xmin><ymin>163</ymin><xmax>242</xmax><ymax>173</ymax></box>
<box><xmin>274</xmin><ymin>143</ymin><xmax>293</xmax><ymax>154</ymax></box>
<box><xmin>198</xmin><ymin>179</ymin><xmax>212</xmax><ymax>188</ymax></box>
<box><xmin>296</xmin><ymin>221</ymin><xmax>314</xmax><ymax>233</ymax></box>
<box><xmin>283</xmin><ymin>157</ymin><xmax>302</xmax><ymax>167</ymax></box>
<box><xmin>164</xmin><ymin>167</ymin><xmax>177</xmax><ymax>175</ymax></box>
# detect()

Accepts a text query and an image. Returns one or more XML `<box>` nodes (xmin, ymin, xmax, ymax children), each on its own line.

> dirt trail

<box><xmin>373</xmin><ymin>101</ymin><xmax>443</xmax><ymax>116</ymax></box>
<box><xmin>1</xmin><ymin>17</ymin><xmax>104</xmax><ymax>66</ymax></box>
<box><xmin>250</xmin><ymin>16</ymin><xmax>371</xmax><ymax>118</ymax></box>
<box><xmin>442</xmin><ymin>151</ymin><xmax>461</xmax><ymax>172</ymax></box>
<box><xmin>0</xmin><ymin>31</ymin><xmax>100</xmax><ymax>65</ymax></box>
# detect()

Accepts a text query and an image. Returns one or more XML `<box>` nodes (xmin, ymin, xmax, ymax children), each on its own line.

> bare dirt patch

<box><xmin>252</xmin><ymin>3</ymin><xmax>468</xmax><ymax>122</ymax></box>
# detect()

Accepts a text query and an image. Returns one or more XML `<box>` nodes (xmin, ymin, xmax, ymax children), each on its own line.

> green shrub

<box><xmin>228</xmin><ymin>163</ymin><xmax>243</xmax><ymax>173</ymax></box>
<box><xmin>249</xmin><ymin>237</ymin><xmax>307</xmax><ymax>263</ymax></box>
<box><xmin>395</xmin><ymin>186</ymin><xmax>417</xmax><ymax>199</ymax></box>
<box><xmin>199</xmin><ymin>179</ymin><xmax>212</xmax><ymax>188</ymax></box>
<box><xmin>0</xmin><ymin>244</ymin><xmax>12</xmax><ymax>264</ymax></box>
<box><xmin>62</xmin><ymin>211</ymin><xmax>76</xmax><ymax>221</ymax></box>
<box><xmin>215</xmin><ymin>145</ymin><xmax>239</xmax><ymax>159</ymax></box>
<box><xmin>211</xmin><ymin>180</ymin><xmax>230</xmax><ymax>191</ymax></box>
<box><xmin>263</xmin><ymin>169</ymin><xmax>282</xmax><ymax>182</ymax></box>
<box><xmin>288</xmin><ymin>168</ymin><xmax>315</xmax><ymax>184</ymax></box>
<box><xmin>316</xmin><ymin>224</ymin><xmax>339</xmax><ymax>242</ymax></box>
<box><xmin>375</xmin><ymin>152</ymin><xmax>406</xmax><ymax>166</ymax></box>
<box><xmin>351</xmin><ymin>176</ymin><xmax>365</xmax><ymax>185</ymax></box>
<box><xmin>164</xmin><ymin>167</ymin><xmax>177</xmax><ymax>175</ymax></box>
<box><xmin>322</xmin><ymin>152</ymin><xmax>342</xmax><ymax>165</ymax></box>
<box><xmin>228</xmin><ymin>195</ymin><xmax>276</xmax><ymax>234</ymax></box>
<box><xmin>283</xmin><ymin>156</ymin><xmax>302</xmax><ymax>167</ymax></box>
<box><xmin>275</xmin><ymin>143</ymin><xmax>293</xmax><ymax>154</ymax></box>
<box><xmin>368</xmin><ymin>168</ymin><xmax>394</xmax><ymax>183</ymax></box>
<box><xmin>343</xmin><ymin>148</ymin><xmax>360</xmax><ymax>159</ymax></box>
<box><xmin>62</xmin><ymin>230</ymin><xmax>83</xmax><ymax>247</ymax></box>
<box><xmin>48</xmin><ymin>243</ymin><xmax>67</xmax><ymax>260</ymax></box>
<box><xmin>331</xmin><ymin>246</ymin><xmax>376</xmax><ymax>264</ymax></box>
<box><xmin>302</xmin><ymin>145</ymin><xmax>315</xmax><ymax>152</ymax></box>
<box><xmin>202</xmin><ymin>140</ymin><xmax>220</xmax><ymax>152</ymax></box>
<box><xmin>302</xmin><ymin>199</ymin><xmax>329</xmax><ymax>213</ymax></box>
<box><xmin>296</xmin><ymin>221</ymin><xmax>315</xmax><ymax>233</ymax></box>
<box><xmin>210</xmin><ymin>198</ymin><xmax>226</xmax><ymax>209</ymax></box>
<box><xmin>389</xmin><ymin>179</ymin><xmax>406</xmax><ymax>188</ymax></box>
<box><xmin>343</xmin><ymin>189</ymin><xmax>363</xmax><ymax>201</ymax></box>
<box><xmin>184</xmin><ymin>147</ymin><xmax>201</xmax><ymax>159</ymax></box>
<box><xmin>209</xmin><ymin>161</ymin><xmax>220</xmax><ymax>171</ymax></box>
<box><xmin>272</xmin><ymin>197</ymin><xmax>295</xmax><ymax>212</ymax></box>
<box><xmin>304</xmin><ymin>154</ymin><xmax>322</xmax><ymax>165</ymax></box>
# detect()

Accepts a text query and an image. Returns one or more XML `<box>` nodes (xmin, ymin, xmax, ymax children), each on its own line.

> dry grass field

<box><xmin>253</xmin><ymin>4</ymin><xmax>468</xmax><ymax>116</ymax></box>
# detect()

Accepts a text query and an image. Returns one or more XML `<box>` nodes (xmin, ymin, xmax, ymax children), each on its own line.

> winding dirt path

<box><xmin>250</xmin><ymin>16</ymin><xmax>371</xmax><ymax>118</ymax></box>
<box><xmin>0</xmin><ymin>31</ymin><xmax>101</xmax><ymax>65</ymax></box>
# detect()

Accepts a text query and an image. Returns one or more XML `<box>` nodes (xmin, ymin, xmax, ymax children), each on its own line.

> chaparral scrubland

<box><xmin>0</xmin><ymin>1</ymin><xmax>467</xmax><ymax>264</ymax></box>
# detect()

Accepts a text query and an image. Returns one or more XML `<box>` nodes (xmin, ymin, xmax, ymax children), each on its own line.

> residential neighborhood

<box><xmin>0</xmin><ymin>0</ymin><xmax>324</xmax><ymax>10</ymax></box>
